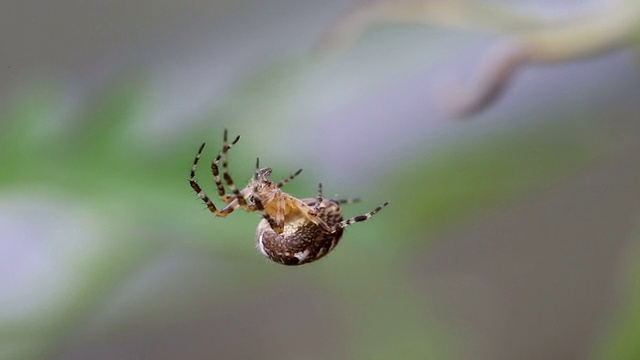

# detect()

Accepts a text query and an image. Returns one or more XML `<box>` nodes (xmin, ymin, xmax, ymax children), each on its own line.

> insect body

<box><xmin>189</xmin><ymin>130</ymin><xmax>388</xmax><ymax>265</ymax></box>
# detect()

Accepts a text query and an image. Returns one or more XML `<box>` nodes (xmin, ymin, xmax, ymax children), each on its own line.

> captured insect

<box><xmin>189</xmin><ymin>130</ymin><xmax>388</xmax><ymax>265</ymax></box>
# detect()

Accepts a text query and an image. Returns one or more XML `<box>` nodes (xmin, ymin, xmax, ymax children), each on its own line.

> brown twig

<box><xmin>318</xmin><ymin>0</ymin><xmax>640</xmax><ymax>117</ymax></box>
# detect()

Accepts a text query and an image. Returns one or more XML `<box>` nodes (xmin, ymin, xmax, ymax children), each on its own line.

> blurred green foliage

<box><xmin>593</xmin><ymin>238</ymin><xmax>640</xmax><ymax>360</ymax></box>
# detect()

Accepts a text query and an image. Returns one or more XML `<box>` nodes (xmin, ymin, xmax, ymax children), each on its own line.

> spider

<box><xmin>189</xmin><ymin>129</ymin><xmax>388</xmax><ymax>265</ymax></box>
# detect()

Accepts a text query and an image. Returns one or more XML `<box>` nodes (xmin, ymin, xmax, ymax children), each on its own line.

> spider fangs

<box><xmin>189</xmin><ymin>130</ymin><xmax>388</xmax><ymax>266</ymax></box>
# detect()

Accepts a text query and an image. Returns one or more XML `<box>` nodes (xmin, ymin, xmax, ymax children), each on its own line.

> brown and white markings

<box><xmin>189</xmin><ymin>130</ymin><xmax>388</xmax><ymax>265</ymax></box>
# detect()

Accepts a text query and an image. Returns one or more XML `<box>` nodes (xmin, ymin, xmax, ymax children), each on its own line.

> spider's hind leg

<box><xmin>309</xmin><ymin>183</ymin><xmax>324</xmax><ymax>215</ymax></box>
<box><xmin>293</xmin><ymin>183</ymin><xmax>334</xmax><ymax>233</ymax></box>
<box><xmin>330</xmin><ymin>201</ymin><xmax>389</xmax><ymax>233</ymax></box>
<box><xmin>331</xmin><ymin>197</ymin><xmax>360</xmax><ymax>205</ymax></box>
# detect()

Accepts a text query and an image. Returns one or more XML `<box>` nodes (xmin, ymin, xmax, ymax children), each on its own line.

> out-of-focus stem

<box><xmin>515</xmin><ymin>1</ymin><xmax>638</xmax><ymax>63</ymax></box>
<box><xmin>318</xmin><ymin>0</ymin><xmax>640</xmax><ymax>117</ymax></box>
<box><xmin>318</xmin><ymin>0</ymin><xmax>543</xmax><ymax>54</ymax></box>
<box><xmin>447</xmin><ymin>1</ymin><xmax>640</xmax><ymax>116</ymax></box>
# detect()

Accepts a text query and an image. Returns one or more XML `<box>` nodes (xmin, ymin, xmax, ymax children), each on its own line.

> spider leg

<box><xmin>213</xmin><ymin>129</ymin><xmax>251</xmax><ymax>209</ymax></box>
<box><xmin>276</xmin><ymin>168</ymin><xmax>303</xmax><ymax>188</ymax></box>
<box><xmin>309</xmin><ymin>183</ymin><xmax>323</xmax><ymax>215</ymax></box>
<box><xmin>302</xmin><ymin>184</ymin><xmax>335</xmax><ymax>233</ymax></box>
<box><xmin>331</xmin><ymin>197</ymin><xmax>360</xmax><ymax>205</ymax></box>
<box><xmin>210</xmin><ymin>130</ymin><xmax>240</xmax><ymax>204</ymax></box>
<box><xmin>252</xmin><ymin>191</ymin><xmax>283</xmax><ymax>233</ymax></box>
<box><xmin>254</xmin><ymin>158</ymin><xmax>260</xmax><ymax>179</ymax></box>
<box><xmin>329</xmin><ymin>201</ymin><xmax>389</xmax><ymax>233</ymax></box>
<box><xmin>275</xmin><ymin>197</ymin><xmax>286</xmax><ymax>232</ymax></box>
<box><xmin>220</xmin><ymin>197</ymin><xmax>254</xmax><ymax>215</ymax></box>
<box><xmin>297</xmin><ymin>195</ymin><xmax>333</xmax><ymax>233</ymax></box>
<box><xmin>189</xmin><ymin>143</ymin><xmax>234</xmax><ymax>217</ymax></box>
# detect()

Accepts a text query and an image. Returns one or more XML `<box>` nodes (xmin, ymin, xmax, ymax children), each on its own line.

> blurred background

<box><xmin>1</xmin><ymin>0</ymin><xmax>640</xmax><ymax>359</ymax></box>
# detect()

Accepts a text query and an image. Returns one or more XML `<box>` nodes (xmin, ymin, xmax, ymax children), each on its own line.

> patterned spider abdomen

<box><xmin>256</xmin><ymin>199</ymin><xmax>344</xmax><ymax>265</ymax></box>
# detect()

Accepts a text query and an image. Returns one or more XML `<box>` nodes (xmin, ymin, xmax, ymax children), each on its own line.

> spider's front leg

<box><xmin>209</xmin><ymin>130</ymin><xmax>240</xmax><ymax>204</ymax></box>
<box><xmin>190</xmin><ymin>143</ymin><xmax>237</xmax><ymax>218</ymax></box>
<box><xmin>211</xmin><ymin>129</ymin><xmax>257</xmax><ymax>211</ymax></box>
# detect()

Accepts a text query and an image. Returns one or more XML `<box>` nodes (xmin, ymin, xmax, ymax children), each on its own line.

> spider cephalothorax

<box><xmin>189</xmin><ymin>130</ymin><xmax>388</xmax><ymax>265</ymax></box>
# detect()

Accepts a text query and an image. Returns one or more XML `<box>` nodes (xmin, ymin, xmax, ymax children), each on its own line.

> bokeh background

<box><xmin>2</xmin><ymin>0</ymin><xmax>640</xmax><ymax>359</ymax></box>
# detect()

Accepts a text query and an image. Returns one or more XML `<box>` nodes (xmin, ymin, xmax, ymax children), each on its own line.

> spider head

<box><xmin>252</xmin><ymin>158</ymin><xmax>274</xmax><ymax>184</ymax></box>
<box><xmin>247</xmin><ymin>165</ymin><xmax>278</xmax><ymax>205</ymax></box>
<box><xmin>249</xmin><ymin>166</ymin><xmax>276</xmax><ymax>194</ymax></box>
<box><xmin>255</xmin><ymin>167</ymin><xmax>273</xmax><ymax>181</ymax></box>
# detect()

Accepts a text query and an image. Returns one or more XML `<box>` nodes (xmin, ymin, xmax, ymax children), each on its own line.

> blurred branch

<box><xmin>318</xmin><ymin>0</ymin><xmax>640</xmax><ymax>117</ymax></box>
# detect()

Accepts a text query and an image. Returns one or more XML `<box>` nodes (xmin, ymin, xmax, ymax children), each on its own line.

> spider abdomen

<box><xmin>256</xmin><ymin>199</ymin><xmax>344</xmax><ymax>265</ymax></box>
